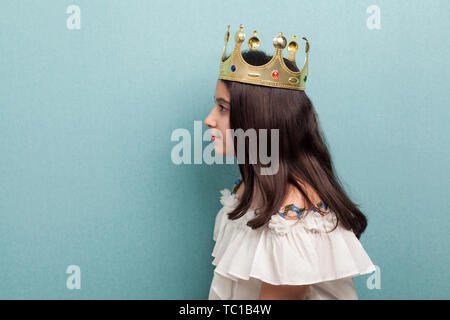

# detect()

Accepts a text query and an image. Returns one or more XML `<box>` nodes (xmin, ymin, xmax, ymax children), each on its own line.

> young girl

<box><xmin>204</xmin><ymin>25</ymin><xmax>376</xmax><ymax>300</ymax></box>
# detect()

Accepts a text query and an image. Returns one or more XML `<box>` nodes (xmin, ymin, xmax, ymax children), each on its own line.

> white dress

<box><xmin>208</xmin><ymin>185</ymin><xmax>377</xmax><ymax>300</ymax></box>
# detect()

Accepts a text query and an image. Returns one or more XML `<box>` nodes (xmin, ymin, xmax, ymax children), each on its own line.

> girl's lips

<box><xmin>212</xmin><ymin>133</ymin><xmax>221</xmax><ymax>141</ymax></box>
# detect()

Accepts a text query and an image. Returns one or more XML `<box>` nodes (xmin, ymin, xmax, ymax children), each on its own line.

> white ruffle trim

<box><xmin>268</xmin><ymin>209</ymin><xmax>338</xmax><ymax>235</ymax></box>
<box><xmin>210</xmin><ymin>188</ymin><xmax>376</xmax><ymax>299</ymax></box>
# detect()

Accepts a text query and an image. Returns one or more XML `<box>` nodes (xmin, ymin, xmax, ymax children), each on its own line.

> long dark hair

<box><xmin>223</xmin><ymin>50</ymin><xmax>368</xmax><ymax>239</ymax></box>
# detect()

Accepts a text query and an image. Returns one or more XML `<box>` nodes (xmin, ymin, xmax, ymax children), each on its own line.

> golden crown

<box><xmin>218</xmin><ymin>24</ymin><xmax>310</xmax><ymax>91</ymax></box>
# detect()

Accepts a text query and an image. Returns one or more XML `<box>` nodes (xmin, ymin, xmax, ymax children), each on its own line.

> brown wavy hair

<box><xmin>223</xmin><ymin>50</ymin><xmax>368</xmax><ymax>239</ymax></box>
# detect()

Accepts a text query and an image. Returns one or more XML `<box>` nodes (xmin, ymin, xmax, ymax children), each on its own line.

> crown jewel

<box><xmin>219</xmin><ymin>24</ymin><xmax>310</xmax><ymax>91</ymax></box>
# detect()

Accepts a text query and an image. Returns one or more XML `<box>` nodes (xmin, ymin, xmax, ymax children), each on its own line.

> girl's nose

<box><xmin>204</xmin><ymin>112</ymin><xmax>216</xmax><ymax>128</ymax></box>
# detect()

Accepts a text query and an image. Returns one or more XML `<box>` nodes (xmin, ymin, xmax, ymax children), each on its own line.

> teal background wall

<box><xmin>0</xmin><ymin>0</ymin><xmax>448</xmax><ymax>299</ymax></box>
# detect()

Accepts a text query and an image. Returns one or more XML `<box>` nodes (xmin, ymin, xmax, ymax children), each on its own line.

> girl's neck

<box><xmin>235</xmin><ymin>180</ymin><xmax>264</xmax><ymax>210</ymax></box>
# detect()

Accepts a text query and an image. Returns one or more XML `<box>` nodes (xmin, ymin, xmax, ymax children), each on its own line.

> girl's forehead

<box><xmin>215</xmin><ymin>80</ymin><xmax>229</xmax><ymax>95</ymax></box>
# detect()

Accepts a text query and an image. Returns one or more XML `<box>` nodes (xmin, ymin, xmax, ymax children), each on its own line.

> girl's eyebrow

<box><xmin>214</xmin><ymin>96</ymin><xmax>231</xmax><ymax>106</ymax></box>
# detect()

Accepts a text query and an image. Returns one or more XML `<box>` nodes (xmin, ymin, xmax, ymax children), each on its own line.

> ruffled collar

<box><xmin>219</xmin><ymin>188</ymin><xmax>239</xmax><ymax>208</ymax></box>
<box><xmin>218</xmin><ymin>177</ymin><xmax>338</xmax><ymax>235</ymax></box>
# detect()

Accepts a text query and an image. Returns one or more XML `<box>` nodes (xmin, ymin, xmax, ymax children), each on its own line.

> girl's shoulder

<box><xmin>226</xmin><ymin>176</ymin><xmax>328</xmax><ymax>214</ymax></box>
<box><xmin>276</xmin><ymin>181</ymin><xmax>329</xmax><ymax>220</ymax></box>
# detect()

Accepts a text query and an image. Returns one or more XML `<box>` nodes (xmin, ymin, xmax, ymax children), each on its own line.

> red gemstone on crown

<box><xmin>271</xmin><ymin>71</ymin><xmax>279</xmax><ymax>79</ymax></box>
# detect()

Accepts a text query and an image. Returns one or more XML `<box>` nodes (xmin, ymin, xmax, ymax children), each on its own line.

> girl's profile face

<box><xmin>204</xmin><ymin>80</ymin><xmax>234</xmax><ymax>156</ymax></box>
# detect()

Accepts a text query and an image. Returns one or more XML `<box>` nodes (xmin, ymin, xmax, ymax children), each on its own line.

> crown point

<box><xmin>302</xmin><ymin>37</ymin><xmax>310</xmax><ymax>53</ymax></box>
<box><xmin>248</xmin><ymin>30</ymin><xmax>260</xmax><ymax>50</ymax></box>
<box><xmin>273</xmin><ymin>33</ymin><xmax>287</xmax><ymax>49</ymax></box>
<box><xmin>288</xmin><ymin>35</ymin><xmax>298</xmax><ymax>59</ymax></box>
<box><xmin>235</xmin><ymin>25</ymin><xmax>245</xmax><ymax>43</ymax></box>
<box><xmin>224</xmin><ymin>25</ymin><xmax>230</xmax><ymax>42</ymax></box>
<box><xmin>288</xmin><ymin>37</ymin><xmax>299</xmax><ymax>53</ymax></box>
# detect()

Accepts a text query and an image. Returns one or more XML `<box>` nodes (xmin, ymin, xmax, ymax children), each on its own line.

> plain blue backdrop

<box><xmin>0</xmin><ymin>0</ymin><xmax>448</xmax><ymax>299</ymax></box>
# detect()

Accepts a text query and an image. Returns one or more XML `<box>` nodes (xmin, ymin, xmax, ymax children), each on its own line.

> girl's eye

<box><xmin>218</xmin><ymin>105</ymin><xmax>228</xmax><ymax>112</ymax></box>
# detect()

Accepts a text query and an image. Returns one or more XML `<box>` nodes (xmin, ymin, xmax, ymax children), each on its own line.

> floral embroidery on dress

<box><xmin>229</xmin><ymin>176</ymin><xmax>331</xmax><ymax>221</ymax></box>
<box><xmin>230</xmin><ymin>177</ymin><xmax>242</xmax><ymax>195</ymax></box>
<box><xmin>277</xmin><ymin>200</ymin><xmax>330</xmax><ymax>220</ymax></box>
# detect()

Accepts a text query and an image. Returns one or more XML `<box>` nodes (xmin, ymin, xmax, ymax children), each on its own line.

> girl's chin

<box><xmin>214</xmin><ymin>148</ymin><xmax>225</xmax><ymax>156</ymax></box>
<box><xmin>214</xmin><ymin>146</ymin><xmax>229</xmax><ymax>156</ymax></box>
<box><xmin>213</xmin><ymin>141</ymin><xmax>234</xmax><ymax>156</ymax></box>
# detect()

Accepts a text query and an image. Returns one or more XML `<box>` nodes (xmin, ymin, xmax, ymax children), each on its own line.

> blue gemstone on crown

<box><xmin>231</xmin><ymin>65</ymin><xmax>236</xmax><ymax>72</ymax></box>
